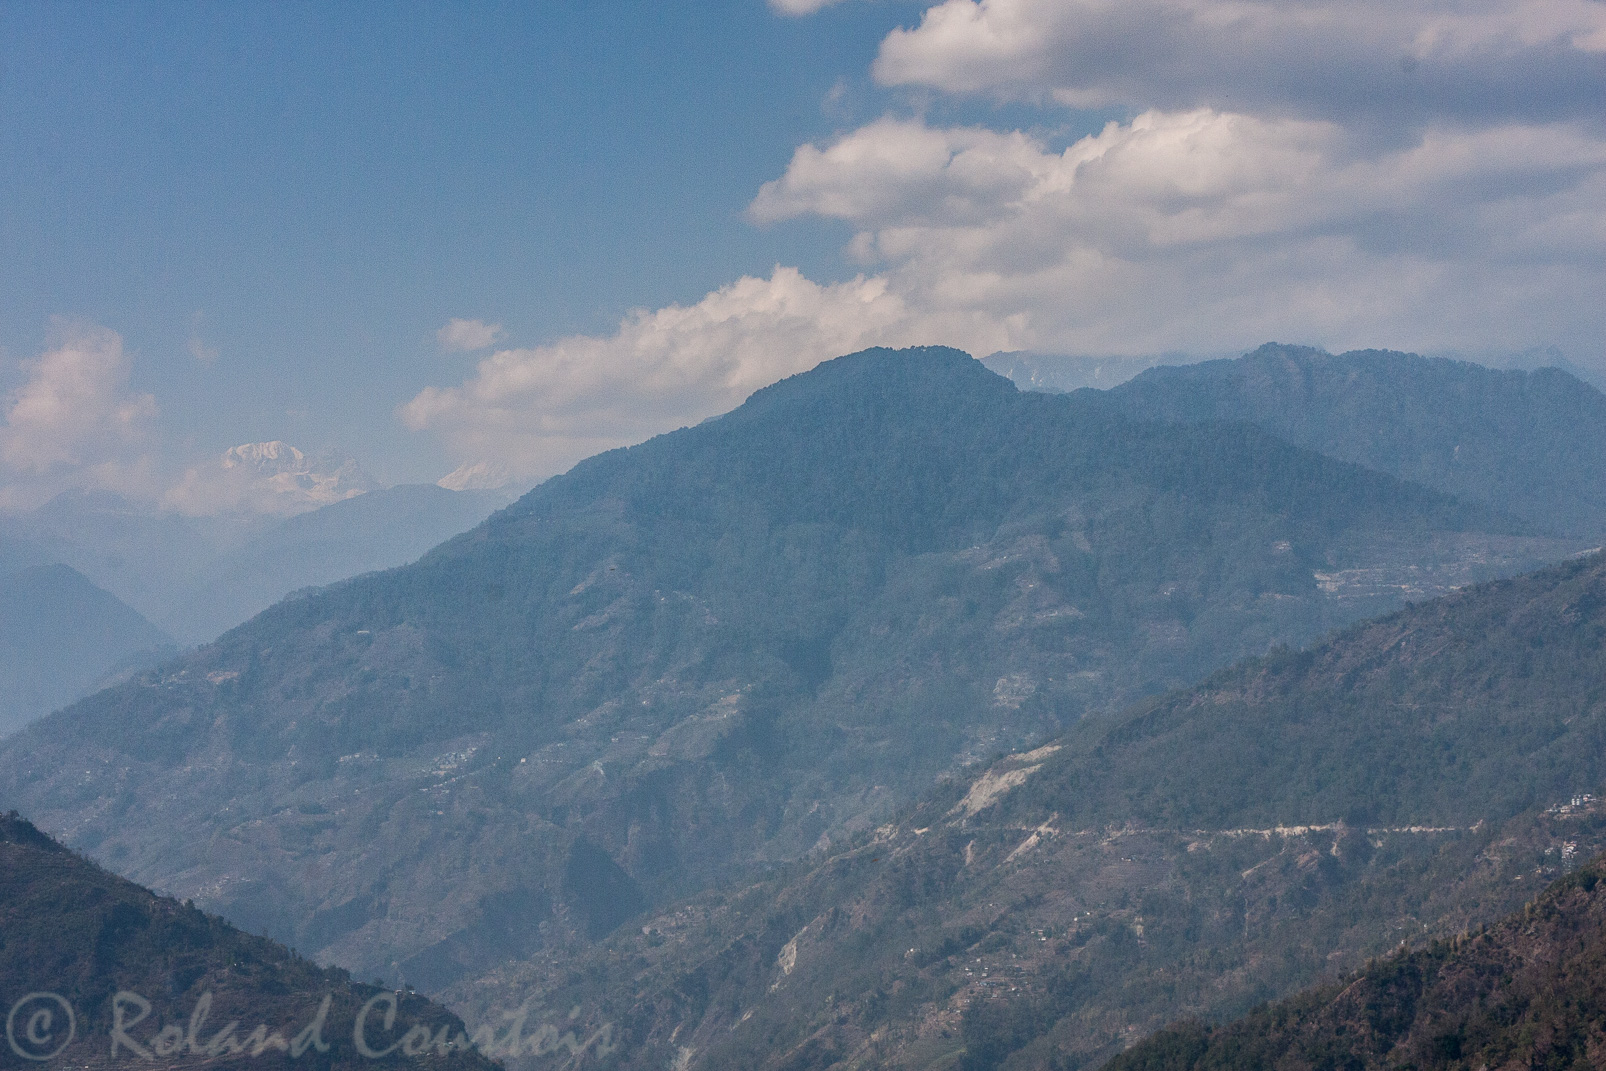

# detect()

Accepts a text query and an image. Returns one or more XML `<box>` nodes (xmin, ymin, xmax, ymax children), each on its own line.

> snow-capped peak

<box><xmin>165</xmin><ymin>441</ymin><xmax>379</xmax><ymax>516</ymax></box>
<box><xmin>221</xmin><ymin>440</ymin><xmax>307</xmax><ymax>475</ymax></box>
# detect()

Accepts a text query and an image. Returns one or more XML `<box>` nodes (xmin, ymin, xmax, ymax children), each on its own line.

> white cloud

<box><xmin>750</xmin><ymin>118</ymin><xmax>1054</xmax><ymax>226</ymax></box>
<box><xmin>0</xmin><ymin>322</ymin><xmax>160</xmax><ymax>509</ymax></box>
<box><xmin>752</xmin><ymin>111</ymin><xmax>1606</xmax><ymax>355</ymax></box>
<box><xmin>188</xmin><ymin>311</ymin><xmax>219</xmax><ymax>363</ymax></box>
<box><xmin>0</xmin><ymin>323</ymin><xmax>386</xmax><ymax>517</ymax></box>
<box><xmin>406</xmin><ymin>109</ymin><xmax>1606</xmax><ymax>477</ymax></box>
<box><xmin>401</xmin><ymin>266</ymin><xmax>1017</xmax><ymax>482</ymax></box>
<box><xmin>402</xmin><ymin>0</ymin><xmax>1605</xmax><ymax>481</ymax></box>
<box><xmin>873</xmin><ymin>0</ymin><xmax>1606</xmax><ymax>125</ymax></box>
<box><xmin>437</xmin><ymin>318</ymin><xmax>505</xmax><ymax>353</ymax></box>
<box><xmin>769</xmin><ymin>0</ymin><xmax>852</xmax><ymax>14</ymax></box>
<box><xmin>758</xmin><ymin>111</ymin><xmax>1606</xmax><ymax>243</ymax></box>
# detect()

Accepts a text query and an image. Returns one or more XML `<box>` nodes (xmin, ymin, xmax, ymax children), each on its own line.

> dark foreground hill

<box><xmin>0</xmin><ymin>348</ymin><xmax>1573</xmax><ymax>996</ymax></box>
<box><xmin>1098</xmin><ymin>344</ymin><xmax>1606</xmax><ymax>539</ymax></box>
<box><xmin>0</xmin><ymin>564</ymin><xmax>173</xmax><ymax>737</ymax></box>
<box><xmin>0</xmin><ymin>811</ymin><xmax>508</xmax><ymax>1071</ymax></box>
<box><xmin>1109</xmin><ymin>855</ymin><xmax>1606</xmax><ymax>1071</ymax></box>
<box><xmin>473</xmin><ymin>552</ymin><xmax>1606</xmax><ymax>1071</ymax></box>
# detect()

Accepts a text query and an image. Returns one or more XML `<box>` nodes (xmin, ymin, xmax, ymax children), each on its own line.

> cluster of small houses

<box><xmin>1545</xmin><ymin>793</ymin><xmax>1598</xmax><ymax>815</ymax></box>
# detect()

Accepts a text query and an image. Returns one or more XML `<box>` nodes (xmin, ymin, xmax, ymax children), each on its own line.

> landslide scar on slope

<box><xmin>951</xmin><ymin>745</ymin><xmax>1061</xmax><ymax>817</ymax></box>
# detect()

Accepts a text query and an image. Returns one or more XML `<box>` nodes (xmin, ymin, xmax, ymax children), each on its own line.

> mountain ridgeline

<box><xmin>1096</xmin><ymin>343</ymin><xmax>1606</xmax><ymax>538</ymax></box>
<box><xmin>0</xmin><ymin>348</ymin><xmax>1582</xmax><ymax>1001</ymax></box>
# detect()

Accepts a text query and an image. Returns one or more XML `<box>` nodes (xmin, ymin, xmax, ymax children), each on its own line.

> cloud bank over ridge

<box><xmin>407</xmin><ymin>0</ymin><xmax>1606</xmax><ymax>482</ymax></box>
<box><xmin>1</xmin><ymin>3</ymin><xmax>1599</xmax><ymax>504</ymax></box>
<box><xmin>400</xmin><ymin>267</ymin><xmax>1015</xmax><ymax>482</ymax></box>
<box><xmin>10</xmin><ymin>2</ymin><xmax>1589</xmax><ymax>497</ymax></box>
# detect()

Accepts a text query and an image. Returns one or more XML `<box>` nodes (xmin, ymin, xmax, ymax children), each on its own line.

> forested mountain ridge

<box><xmin>1098</xmin><ymin>344</ymin><xmax>1606</xmax><ymax>538</ymax></box>
<box><xmin>1107</xmin><ymin>854</ymin><xmax>1606</xmax><ymax>1071</ymax></box>
<box><xmin>479</xmin><ymin>551</ymin><xmax>1606</xmax><ymax>1071</ymax></box>
<box><xmin>0</xmin><ymin>812</ymin><xmax>501</xmax><ymax>1070</ymax></box>
<box><xmin>0</xmin><ymin>347</ymin><xmax>1572</xmax><ymax>1000</ymax></box>
<box><xmin>984</xmin><ymin>547</ymin><xmax>1606</xmax><ymax>833</ymax></box>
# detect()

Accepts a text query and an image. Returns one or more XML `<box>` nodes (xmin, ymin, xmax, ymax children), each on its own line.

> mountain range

<box><xmin>457</xmin><ymin>549</ymin><xmax>1606</xmax><ymax>1071</ymax></box>
<box><xmin>0</xmin><ymin>345</ymin><xmax>1587</xmax><ymax>1008</ymax></box>
<box><xmin>6</xmin><ymin>344</ymin><xmax>1606</xmax><ymax>1071</ymax></box>
<box><xmin>1095</xmin><ymin>343</ymin><xmax>1606</xmax><ymax>539</ymax></box>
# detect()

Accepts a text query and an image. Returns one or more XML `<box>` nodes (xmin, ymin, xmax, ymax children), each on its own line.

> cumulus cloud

<box><xmin>873</xmin><ymin>0</ymin><xmax>1606</xmax><ymax>126</ymax></box>
<box><xmin>436</xmin><ymin>318</ymin><xmax>505</xmax><ymax>353</ymax></box>
<box><xmin>756</xmin><ymin>112</ymin><xmax>1606</xmax><ymax>242</ymax></box>
<box><xmin>753</xmin><ymin>111</ymin><xmax>1606</xmax><ymax>354</ymax></box>
<box><xmin>0</xmin><ymin>322</ymin><xmax>160</xmax><ymax>508</ymax></box>
<box><xmin>0</xmin><ymin>323</ymin><xmax>382</xmax><ymax>517</ymax></box>
<box><xmin>750</xmin><ymin>118</ymin><xmax>1054</xmax><ymax>226</ymax></box>
<box><xmin>407</xmin><ymin>109</ymin><xmax>1606</xmax><ymax>477</ymax></box>
<box><xmin>401</xmin><ymin>266</ymin><xmax>1016</xmax><ymax>482</ymax></box>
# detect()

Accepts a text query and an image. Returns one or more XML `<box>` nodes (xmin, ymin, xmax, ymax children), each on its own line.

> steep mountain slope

<box><xmin>485</xmin><ymin>552</ymin><xmax>1606</xmax><ymax>1071</ymax></box>
<box><xmin>1108</xmin><ymin>855</ymin><xmax>1606</xmax><ymax>1071</ymax></box>
<box><xmin>171</xmin><ymin>484</ymin><xmax>509</xmax><ymax>643</ymax></box>
<box><xmin>0</xmin><ymin>565</ymin><xmax>172</xmax><ymax>737</ymax></box>
<box><xmin>1097</xmin><ymin>344</ymin><xmax>1606</xmax><ymax>538</ymax></box>
<box><xmin>0</xmin><ymin>348</ymin><xmax>1570</xmax><ymax>996</ymax></box>
<box><xmin>0</xmin><ymin>812</ymin><xmax>503</xmax><ymax>1070</ymax></box>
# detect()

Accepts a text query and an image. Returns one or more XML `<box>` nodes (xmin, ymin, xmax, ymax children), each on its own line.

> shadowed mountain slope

<box><xmin>0</xmin><ymin>564</ymin><xmax>173</xmax><ymax>737</ymax></box>
<box><xmin>0</xmin><ymin>811</ymin><xmax>502</xmax><ymax>1070</ymax></box>
<box><xmin>0</xmin><ymin>347</ymin><xmax>1570</xmax><ymax>997</ymax></box>
<box><xmin>1098</xmin><ymin>344</ymin><xmax>1606</xmax><ymax>538</ymax></box>
<box><xmin>1108</xmin><ymin>855</ymin><xmax>1606</xmax><ymax>1071</ymax></box>
<box><xmin>480</xmin><ymin>552</ymin><xmax>1606</xmax><ymax>1071</ymax></box>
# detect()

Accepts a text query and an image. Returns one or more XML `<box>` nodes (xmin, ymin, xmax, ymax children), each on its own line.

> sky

<box><xmin>2</xmin><ymin>0</ymin><xmax>1604</xmax><ymax>510</ymax></box>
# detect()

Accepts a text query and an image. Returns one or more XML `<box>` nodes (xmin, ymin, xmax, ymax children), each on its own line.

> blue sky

<box><xmin>0</xmin><ymin>1</ymin><xmax>934</xmax><ymax>483</ymax></box>
<box><xmin>3</xmin><ymin>0</ymin><xmax>1604</xmax><ymax>506</ymax></box>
